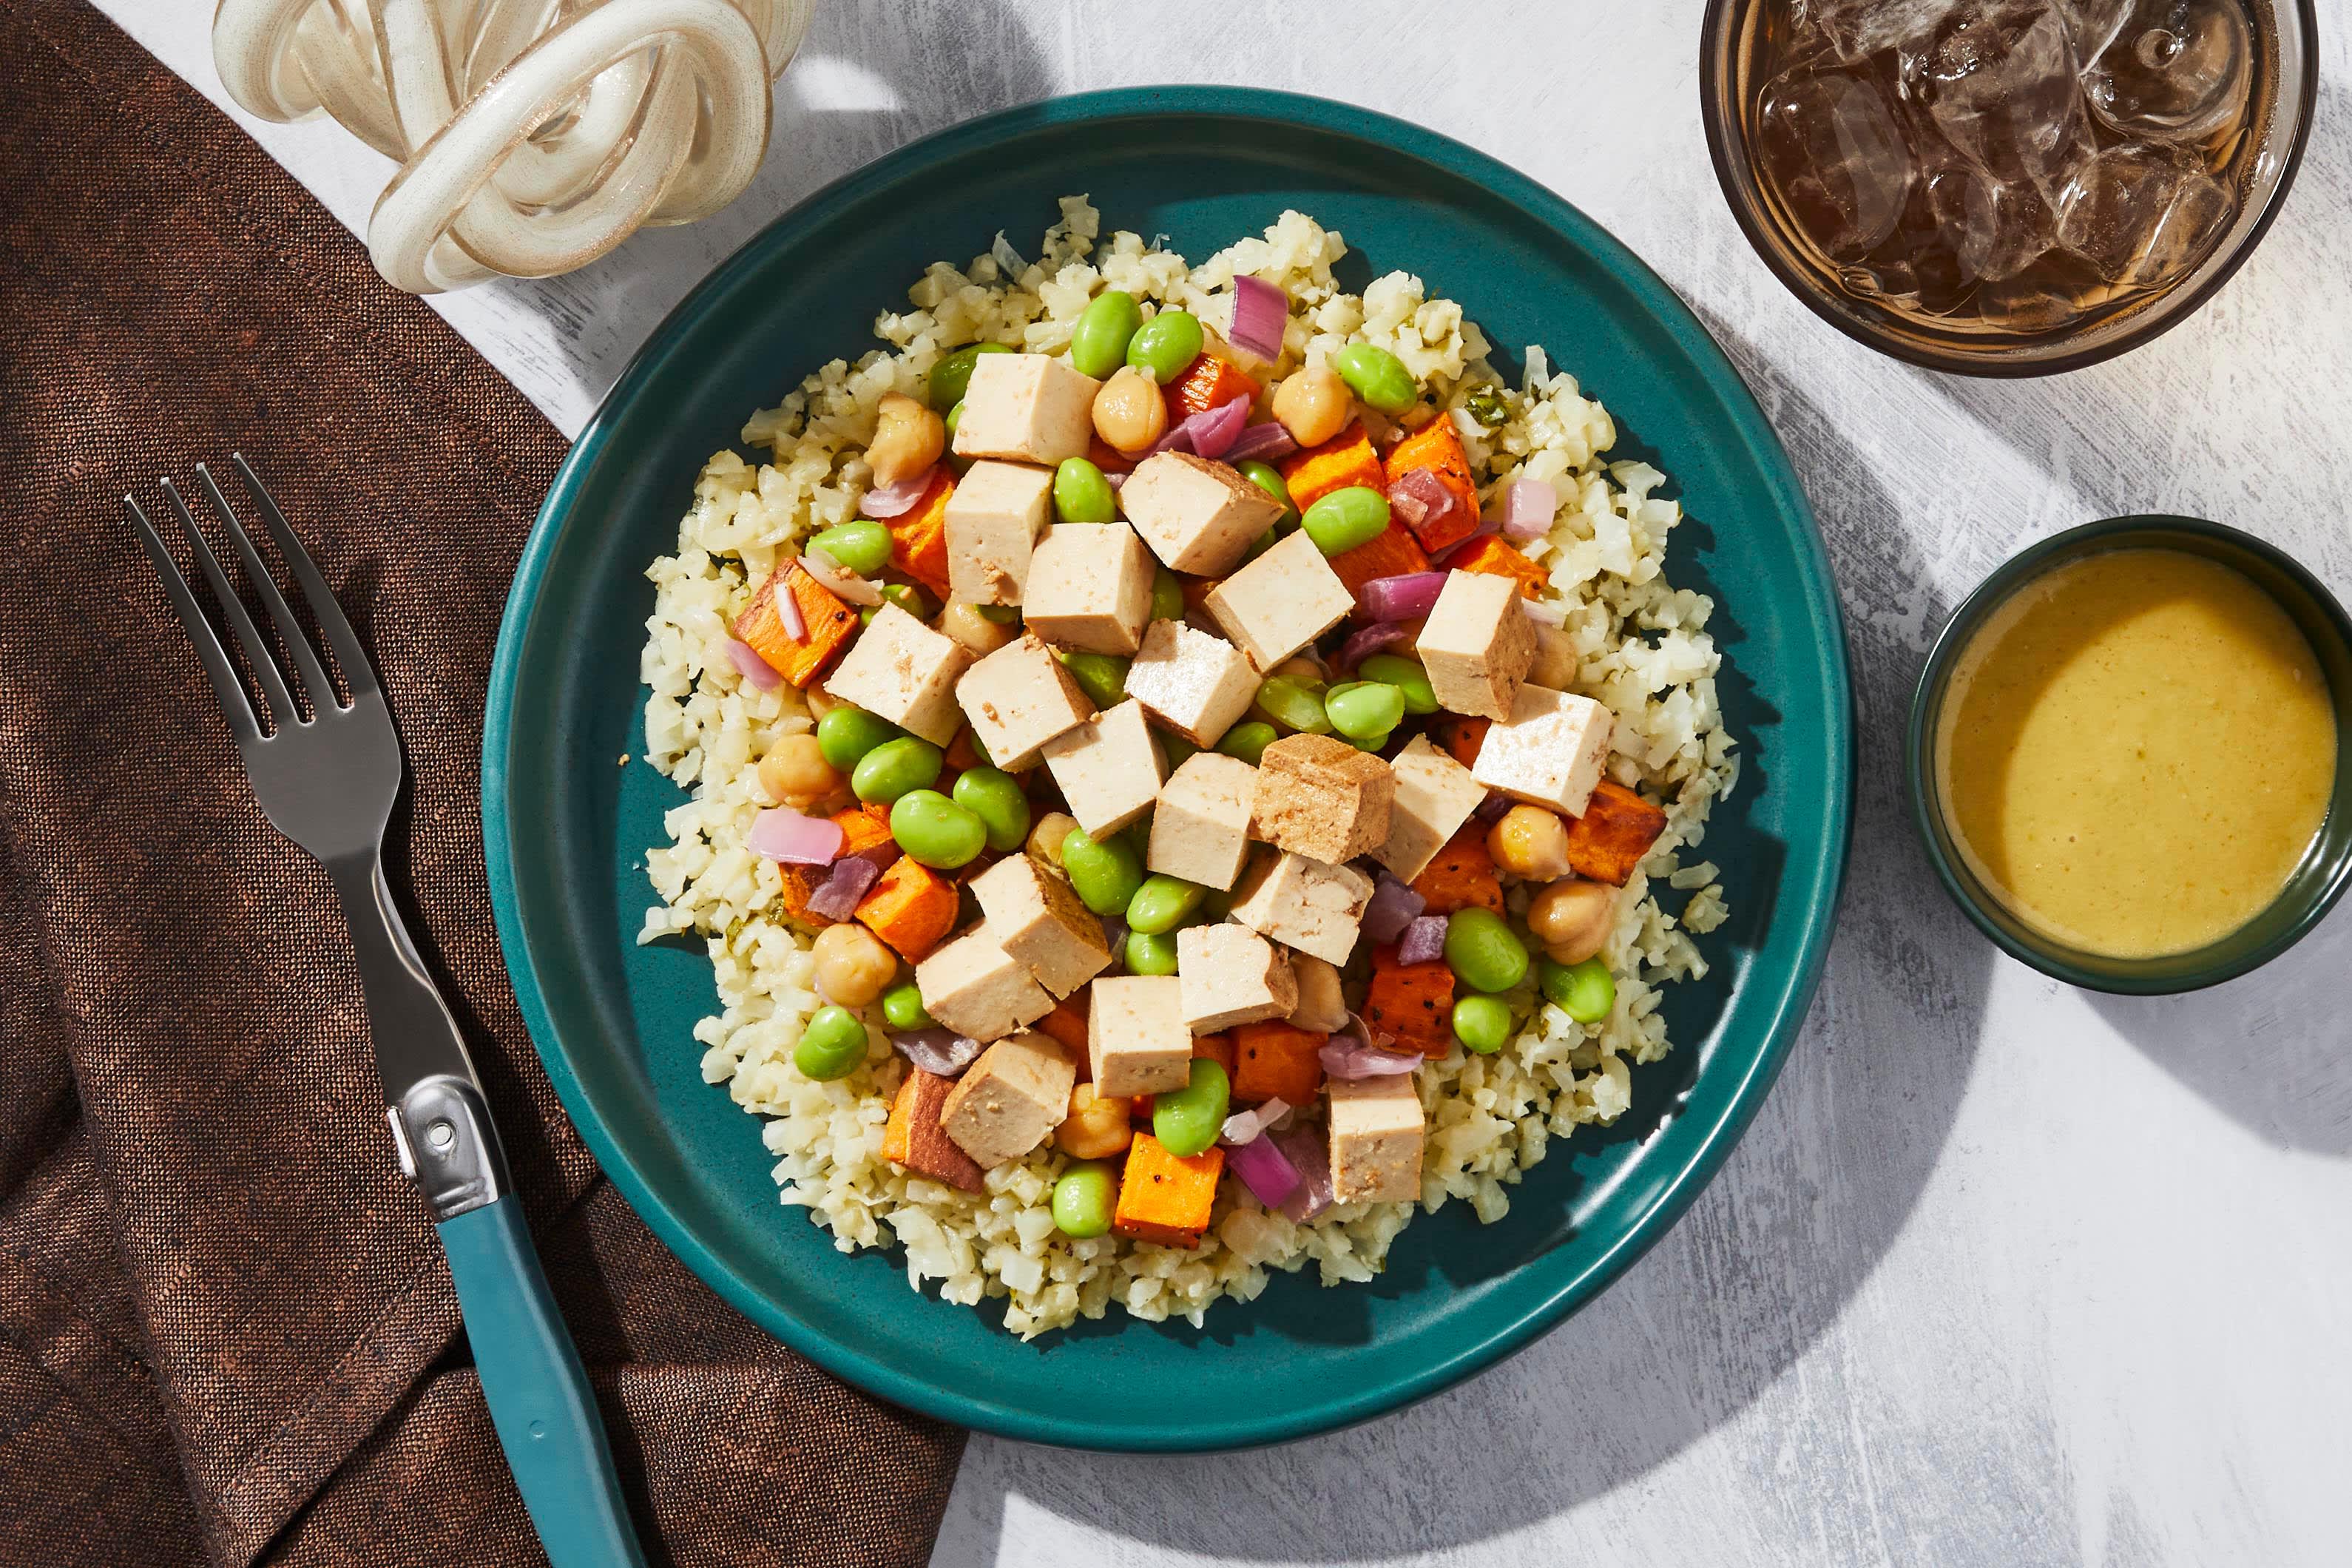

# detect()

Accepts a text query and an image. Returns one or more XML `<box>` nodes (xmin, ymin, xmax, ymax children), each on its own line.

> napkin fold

<box><xmin>0</xmin><ymin>4</ymin><xmax>964</xmax><ymax>1563</ymax></box>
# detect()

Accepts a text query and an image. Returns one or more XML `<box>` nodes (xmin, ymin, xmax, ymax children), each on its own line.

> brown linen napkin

<box><xmin>0</xmin><ymin>4</ymin><xmax>966</xmax><ymax>1564</ymax></box>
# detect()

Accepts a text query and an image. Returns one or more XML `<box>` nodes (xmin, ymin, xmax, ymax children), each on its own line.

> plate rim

<box><xmin>483</xmin><ymin>84</ymin><xmax>1854</xmax><ymax>1450</ymax></box>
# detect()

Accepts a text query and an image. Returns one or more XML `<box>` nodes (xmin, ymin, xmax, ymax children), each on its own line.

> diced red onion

<box><xmin>804</xmin><ymin>854</ymin><xmax>881</xmax><ymax>920</ymax></box>
<box><xmin>1429</xmin><ymin>516</ymin><xmax>1500</xmax><ymax>568</ymax></box>
<box><xmin>1220</xmin><ymin>1098</ymin><xmax>1291</xmax><ymax>1146</ymax></box>
<box><xmin>1361</xmin><ymin>874</ymin><xmax>1426</xmax><ymax>944</ymax></box>
<box><xmin>1356</xmin><ymin>571</ymin><xmax>1447</xmax><ymax>623</ymax></box>
<box><xmin>860</xmin><ymin>468</ymin><xmax>936</xmax><ymax>518</ymax></box>
<box><xmin>1274</xmin><ymin>1124</ymin><xmax>1333</xmax><ymax>1221</ymax></box>
<box><xmin>1502</xmin><ymin>476</ymin><xmax>1559</xmax><ymax>540</ymax></box>
<box><xmin>1227</xmin><ymin>275</ymin><xmax>1288</xmax><ymax>363</ymax></box>
<box><xmin>725</xmin><ymin>637</ymin><xmax>783</xmax><ymax>691</ymax></box>
<box><xmin>1397</xmin><ymin>914</ymin><xmax>1449</xmax><ymax>967</ymax></box>
<box><xmin>1390</xmin><ymin>468</ymin><xmax>1464</xmax><ymax>544</ymax></box>
<box><xmin>1104</xmin><ymin>470</ymin><xmax>1126</xmax><ymax>491</ymax></box>
<box><xmin>747</xmin><ymin>805</ymin><xmax>843</xmax><ymax>865</ymax></box>
<box><xmin>1320</xmin><ymin>1030</ymin><xmax>1423</xmax><ymax>1080</ymax></box>
<box><xmin>1221</xmin><ymin>421</ymin><xmax>1297</xmax><ymax>464</ymax></box>
<box><xmin>1334</xmin><ymin>621</ymin><xmax>1409</xmax><ymax>675</ymax></box>
<box><xmin>800</xmin><ymin>546</ymin><xmax>879</xmax><ymax>606</ymax></box>
<box><xmin>1474</xmin><ymin>791</ymin><xmax>1513</xmax><ymax>822</ymax></box>
<box><xmin>1150</xmin><ymin>395</ymin><xmax>1252</xmax><ymax>459</ymax></box>
<box><xmin>774</xmin><ymin>570</ymin><xmax>807</xmax><ymax>640</ymax></box>
<box><xmin>1227</xmin><ymin>1129</ymin><xmax>1303</xmax><ymax>1210</ymax></box>
<box><xmin>893</xmin><ymin>1028</ymin><xmax>981</xmax><ymax>1078</ymax></box>
<box><xmin>1099</xmin><ymin>913</ymin><xmax>1126</xmax><ymax>952</ymax></box>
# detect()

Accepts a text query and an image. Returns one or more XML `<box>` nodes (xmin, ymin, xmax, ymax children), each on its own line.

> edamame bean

<box><xmin>1152</xmin><ymin>1058</ymin><xmax>1230</xmax><ymax>1158</ymax></box>
<box><xmin>1126</xmin><ymin>309</ymin><xmax>1204</xmax><ymax>385</ymax></box>
<box><xmin>1325</xmin><ymin>680</ymin><xmax>1405</xmax><ymax>741</ymax></box>
<box><xmin>928</xmin><ymin>342</ymin><xmax>1010</xmax><ymax>410</ymax></box>
<box><xmin>1217</xmin><ymin>720</ymin><xmax>1275</xmax><ymax>766</ymax></box>
<box><xmin>1300</xmin><ymin>486</ymin><xmax>1390</xmax><ymax>556</ymax></box>
<box><xmin>1069</xmin><ymin>290</ymin><xmax>1143</xmax><ymax>380</ymax></box>
<box><xmin>1345</xmin><ymin>729</ymin><xmax>1393</xmax><ymax>753</ymax></box>
<box><xmin>973</xmin><ymin>602</ymin><xmax>1021</xmax><ymax>624</ymax></box>
<box><xmin>1126</xmin><ymin>874</ymin><xmax>1206</xmax><ymax>936</ymax></box>
<box><xmin>1061</xmin><ymin>826</ymin><xmax>1144</xmax><ymax>916</ymax></box>
<box><xmin>1150</xmin><ymin>567</ymin><xmax>1185</xmax><ymax>622</ymax></box>
<box><xmin>851</xmin><ymin>736</ymin><xmax>942</xmax><ymax>804</ymax></box>
<box><xmin>1052</xmin><ymin>1161</ymin><xmax>1118</xmax><ymax>1238</ymax></box>
<box><xmin>1357</xmin><ymin>653</ymin><xmax>1439</xmax><ymax>714</ymax></box>
<box><xmin>889</xmin><ymin>788</ymin><xmax>987</xmax><ymax>868</ymax></box>
<box><xmin>1054</xmin><ymin>457</ymin><xmax>1117</xmax><ymax>524</ymax></box>
<box><xmin>1061</xmin><ymin>651</ymin><xmax>1129</xmax><ymax>709</ymax></box>
<box><xmin>950</xmin><ymin>767</ymin><xmax>1030</xmax><ymax>851</ymax></box>
<box><xmin>880</xmin><ymin>980</ymin><xmax>933</xmax><ymax>1031</ymax></box>
<box><xmin>875</xmin><ymin>582</ymin><xmax>934</xmax><ymax>622</ymax></box>
<box><xmin>1444</xmin><ymin>907</ymin><xmax>1530</xmax><ymax>994</ymax></box>
<box><xmin>1540</xmin><ymin>956</ymin><xmax>1617</xmax><ymax>1024</ymax></box>
<box><xmin>810</xmin><ymin>519</ymin><xmax>891</xmax><ymax>576</ymax></box>
<box><xmin>817</xmin><ymin>706</ymin><xmax>902</xmax><ymax>773</ymax></box>
<box><xmin>1236</xmin><ymin>459</ymin><xmax>1298</xmax><ymax>526</ymax></box>
<box><xmin>793</xmin><ymin>1005</ymin><xmax>868</xmax><ymax>1081</ymax></box>
<box><xmin>1335</xmin><ymin>341</ymin><xmax>1417</xmax><ymax>415</ymax></box>
<box><xmin>1124</xmin><ymin>927</ymin><xmax>1179</xmax><ymax>976</ymax></box>
<box><xmin>1163</xmin><ymin>734</ymin><xmax>1199</xmax><ymax>769</ymax></box>
<box><xmin>1256</xmin><ymin>676</ymin><xmax>1332</xmax><ymax>735</ymax></box>
<box><xmin>1452</xmin><ymin>993</ymin><xmax>1515</xmax><ymax>1055</ymax></box>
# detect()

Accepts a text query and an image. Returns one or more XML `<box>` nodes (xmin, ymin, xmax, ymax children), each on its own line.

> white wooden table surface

<box><xmin>102</xmin><ymin>3</ymin><xmax>2352</xmax><ymax>1563</ymax></box>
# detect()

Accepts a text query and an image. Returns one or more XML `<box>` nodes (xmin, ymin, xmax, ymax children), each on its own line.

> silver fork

<box><xmin>126</xmin><ymin>457</ymin><xmax>646</xmax><ymax>1567</ymax></box>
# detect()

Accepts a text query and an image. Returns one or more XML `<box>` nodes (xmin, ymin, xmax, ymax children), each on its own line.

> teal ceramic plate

<box><xmin>484</xmin><ymin>88</ymin><xmax>1852</xmax><ymax>1450</ymax></box>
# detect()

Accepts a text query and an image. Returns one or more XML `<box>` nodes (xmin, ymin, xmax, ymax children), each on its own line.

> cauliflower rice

<box><xmin>635</xmin><ymin>199</ymin><xmax>1737</xmax><ymax>1337</ymax></box>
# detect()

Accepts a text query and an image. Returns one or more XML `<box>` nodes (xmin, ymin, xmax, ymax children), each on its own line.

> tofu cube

<box><xmin>954</xmin><ymin>632</ymin><xmax>1094</xmax><ymax>769</ymax></box>
<box><xmin>969</xmin><ymin>853</ymin><xmax>1112</xmax><ymax>998</ymax></box>
<box><xmin>1251</xmin><ymin>733</ymin><xmax>1394</xmax><ymax>865</ymax></box>
<box><xmin>1123</xmin><ymin>618</ymin><xmax>1258</xmax><ymax>746</ymax></box>
<box><xmin>1417</xmin><ymin>569</ymin><xmax>1537</xmax><ymax>720</ymax></box>
<box><xmin>1203</xmin><ymin>528</ymin><xmax>1355</xmax><ymax>673</ymax></box>
<box><xmin>1472</xmin><ymin>683</ymin><xmax>1615</xmax><ymax>817</ymax></box>
<box><xmin>1087</xmin><ymin>975</ymin><xmax>1194</xmax><ymax>1095</ymax></box>
<box><xmin>821</xmin><ymin>601</ymin><xmax>974</xmax><ymax>746</ymax></box>
<box><xmin>1177</xmin><ymin>924</ymin><xmax>1299</xmax><ymax>1033</ymax></box>
<box><xmin>1040</xmin><ymin>698</ymin><xmax>1165</xmax><ymax>837</ymax></box>
<box><xmin>950</xmin><ymin>352</ymin><xmax>1101</xmax><ymax>465</ymax></box>
<box><xmin>1328</xmin><ymin>1071</ymin><xmax>1425</xmax><ymax>1204</ymax></box>
<box><xmin>942</xmin><ymin>459</ymin><xmax>1052</xmax><ymax>606</ymax></box>
<box><xmin>1022</xmin><ymin>521</ymin><xmax>1154</xmax><ymax>655</ymax></box>
<box><xmin>1373</xmin><ymin>734</ymin><xmax>1488</xmax><ymax>882</ymax></box>
<box><xmin>913</xmin><ymin>923</ymin><xmax>1054</xmax><ymax>1043</ymax></box>
<box><xmin>1148</xmin><ymin>751</ymin><xmax>1257</xmax><ymax>890</ymax></box>
<box><xmin>938</xmin><ymin>1032</ymin><xmax>1076</xmax><ymax>1168</ymax></box>
<box><xmin>1228</xmin><ymin>849</ymin><xmax>1374</xmax><ymax>966</ymax></box>
<box><xmin>1119</xmin><ymin>451</ymin><xmax>1287</xmax><ymax>576</ymax></box>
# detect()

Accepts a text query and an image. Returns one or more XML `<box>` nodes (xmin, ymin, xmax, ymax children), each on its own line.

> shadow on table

<box><xmin>934</xmin><ymin>320</ymin><xmax>1999</xmax><ymax>1565</ymax></box>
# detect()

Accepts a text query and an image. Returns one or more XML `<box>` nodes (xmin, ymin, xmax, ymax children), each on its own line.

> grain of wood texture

<box><xmin>102</xmin><ymin>1</ymin><xmax>2352</xmax><ymax>1562</ymax></box>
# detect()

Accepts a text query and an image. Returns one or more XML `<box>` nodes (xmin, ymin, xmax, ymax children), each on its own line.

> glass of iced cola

<box><xmin>1700</xmin><ymin>0</ymin><xmax>2316</xmax><ymax>373</ymax></box>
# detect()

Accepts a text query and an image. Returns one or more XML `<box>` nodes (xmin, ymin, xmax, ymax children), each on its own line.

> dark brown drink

<box><xmin>1739</xmin><ymin>1</ymin><xmax>2274</xmax><ymax>338</ymax></box>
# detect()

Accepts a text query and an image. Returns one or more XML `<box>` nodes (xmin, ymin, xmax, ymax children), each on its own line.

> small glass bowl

<box><xmin>1697</xmin><ymin>0</ymin><xmax>2319</xmax><ymax>376</ymax></box>
<box><xmin>1907</xmin><ymin>517</ymin><xmax>2352</xmax><ymax>993</ymax></box>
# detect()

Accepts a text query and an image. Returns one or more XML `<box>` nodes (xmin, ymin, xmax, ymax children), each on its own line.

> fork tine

<box><xmin>125</xmin><ymin>495</ymin><xmax>263</xmax><ymax>744</ymax></box>
<box><xmin>160</xmin><ymin>477</ymin><xmax>297</xmax><ymax>728</ymax></box>
<box><xmin>194</xmin><ymin>462</ymin><xmax>340</xmax><ymax>713</ymax></box>
<box><xmin>229</xmin><ymin>453</ymin><xmax>380</xmax><ymax>701</ymax></box>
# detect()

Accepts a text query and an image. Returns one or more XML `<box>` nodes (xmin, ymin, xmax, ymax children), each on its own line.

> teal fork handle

<box><xmin>439</xmin><ymin>1196</ymin><xmax>648</xmax><ymax>1567</ymax></box>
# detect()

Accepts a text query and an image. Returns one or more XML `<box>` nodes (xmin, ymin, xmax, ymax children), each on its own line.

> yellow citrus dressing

<box><xmin>1935</xmin><ymin>548</ymin><xmax>2336</xmax><ymax>959</ymax></box>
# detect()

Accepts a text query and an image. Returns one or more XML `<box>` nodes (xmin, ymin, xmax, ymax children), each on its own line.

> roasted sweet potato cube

<box><xmin>854</xmin><ymin>856</ymin><xmax>959</xmax><ymax>962</ymax></box>
<box><xmin>887</xmin><ymin>469</ymin><xmax>958</xmax><ymax>601</ymax></box>
<box><xmin>1192</xmin><ymin>1031</ymin><xmax>1236</xmax><ymax>1079</ymax></box>
<box><xmin>1450</xmin><ymin>534</ymin><xmax>1547</xmax><ymax>598</ymax></box>
<box><xmin>1038</xmin><ymin>993</ymin><xmax>1091</xmax><ymax>1073</ymax></box>
<box><xmin>1566</xmin><ymin>780</ymin><xmax>1669</xmax><ymax>886</ymax></box>
<box><xmin>734</xmin><ymin>567</ymin><xmax>856</xmax><ymax>688</ymax></box>
<box><xmin>1231</xmin><ymin>1019</ymin><xmax>1325</xmax><ymax>1106</ymax></box>
<box><xmin>1382</xmin><ymin>419</ymin><xmax>1481</xmax><ymax>552</ymax></box>
<box><xmin>1163</xmin><ymin>354</ymin><xmax>1263</xmax><ymax>424</ymax></box>
<box><xmin>830</xmin><ymin>803</ymin><xmax>898</xmax><ymax>862</ymax></box>
<box><xmin>1277</xmin><ymin>422</ymin><xmax>1385</xmax><ymax>512</ymax></box>
<box><xmin>1364</xmin><ymin>944</ymin><xmax>1456</xmax><ymax>1058</ymax></box>
<box><xmin>1113</xmin><ymin>1132</ymin><xmax>1224</xmax><ymax>1248</ymax></box>
<box><xmin>1087</xmin><ymin>436</ymin><xmax>1135</xmax><ymax>476</ymax></box>
<box><xmin>883</xmin><ymin>1069</ymin><xmax>984</xmax><ymax>1191</ymax></box>
<box><xmin>776</xmin><ymin>864</ymin><xmax>838</xmax><ymax>931</ymax></box>
<box><xmin>1329</xmin><ymin>519</ymin><xmax>1433</xmax><ymax>599</ymax></box>
<box><xmin>1428</xmin><ymin>714</ymin><xmax>1490</xmax><ymax>771</ymax></box>
<box><xmin>1410</xmin><ymin>825</ymin><xmax>1504</xmax><ymax>915</ymax></box>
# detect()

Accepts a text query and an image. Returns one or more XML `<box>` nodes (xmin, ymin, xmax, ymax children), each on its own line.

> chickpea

<box><xmin>1487</xmin><ymin>804</ymin><xmax>1572</xmax><ymax>881</ymax></box>
<box><xmin>937</xmin><ymin>600</ymin><xmax>1019</xmax><ymax>656</ymax></box>
<box><xmin>803</xmin><ymin>685</ymin><xmax>843</xmax><ymax>720</ymax></box>
<box><xmin>811</xmin><ymin>922</ymin><xmax>896</xmax><ymax>1007</ymax></box>
<box><xmin>1271</xmin><ymin>364</ymin><xmax>1351</xmax><ymax>447</ymax></box>
<box><xmin>1092</xmin><ymin>365</ymin><xmax>1169</xmax><ymax>456</ymax></box>
<box><xmin>1288</xmin><ymin>953</ymin><xmax>1349</xmax><ymax>1033</ymax></box>
<box><xmin>758</xmin><ymin>732</ymin><xmax>842</xmax><ymax>808</ymax></box>
<box><xmin>1269</xmin><ymin>653</ymin><xmax>1327</xmax><ymax>686</ymax></box>
<box><xmin>868</xmin><ymin>393</ymin><xmax>945</xmax><ymax>487</ymax></box>
<box><xmin>1028</xmin><ymin>810</ymin><xmax>1081</xmax><ymax>867</ymax></box>
<box><xmin>1529</xmin><ymin>878</ymin><xmax>1616</xmax><ymax>965</ymax></box>
<box><xmin>1056</xmin><ymin>1082</ymin><xmax>1134</xmax><ymax>1160</ymax></box>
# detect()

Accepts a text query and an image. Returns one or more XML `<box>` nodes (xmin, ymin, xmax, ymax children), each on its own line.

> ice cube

<box><xmin>1927</xmin><ymin>165</ymin><xmax>2059</xmax><ymax>282</ymax></box>
<box><xmin>1913</xmin><ymin>3</ymin><xmax>2095</xmax><ymax>189</ymax></box>
<box><xmin>2085</xmin><ymin>0</ymin><xmax>2253</xmax><ymax>143</ymax></box>
<box><xmin>1795</xmin><ymin>0</ymin><xmax>1967</xmax><ymax>63</ymax></box>
<box><xmin>1756</xmin><ymin>70</ymin><xmax>1916</xmax><ymax>259</ymax></box>
<box><xmin>2055</xmin><ymin>0</ymin><xmax>2135</xmax><ymax>56</ymax></box>
<box><xmin>2055</xmin><ymin>141</ymin><xmax>2237</xmax><ymax>285</ymax></box>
